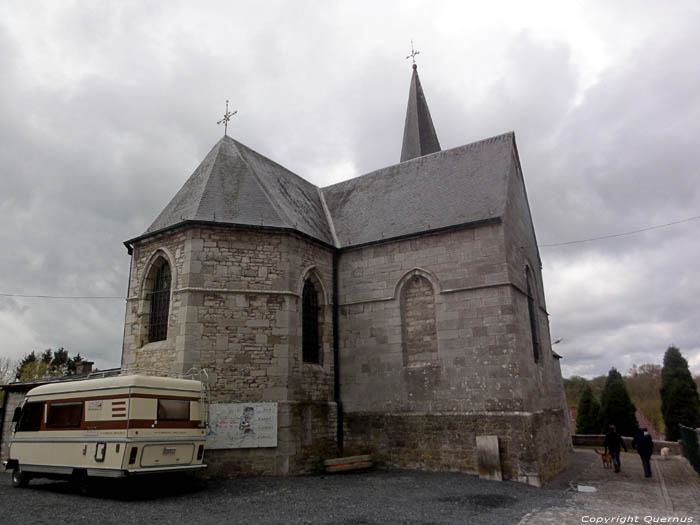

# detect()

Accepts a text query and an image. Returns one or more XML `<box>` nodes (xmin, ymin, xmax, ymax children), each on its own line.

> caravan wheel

<box><xmin>11</xmin><ymin>467</ymin><xmax>30</xmax><ymax>488</ymax></box>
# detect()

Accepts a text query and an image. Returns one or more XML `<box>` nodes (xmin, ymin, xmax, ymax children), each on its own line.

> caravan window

<box><xmin>157</xmin><ymin>399</ymin><xmax>190</xmax><ymax>421</ymax></box>
<box><xmin>17</xmin><ymin>402</ymin><xmax>44</xmax><ymax>432</ymax></box>
<box><xmin>47</xmin><ymin>401</ymin><xmax>83</xmax><ymax>428</ymax></box>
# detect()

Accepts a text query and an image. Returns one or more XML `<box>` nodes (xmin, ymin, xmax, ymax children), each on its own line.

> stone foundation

<box><xmin>343</xmin><ymin>409</ymin><xmax>571</xmax><ymax>485</ymax></box>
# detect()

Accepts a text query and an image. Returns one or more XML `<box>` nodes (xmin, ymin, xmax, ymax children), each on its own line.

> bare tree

<box><xmin>0</xmin><ymin>356</ymin><xmax>14</xmax><ymax>385</ymax></box>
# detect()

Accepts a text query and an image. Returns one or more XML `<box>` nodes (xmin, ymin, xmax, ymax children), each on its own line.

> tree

<box><xmin>0</xmin><ymin>356</ymin><xmax>16</xmax><ymax>406</ymax></box>
<box><xmin>14</xmin><ymin>348</ymin><xmax>86</xmax><ymax>381</ymax></box>
<box><xmin>14</xmin><ymin>352</ymin><xmax>38</xmax><ymax>380</ymax></box>
<box><xmin>599</xmin><ymin>367</ymin><xmax>638</xmax><ymax>436</ymax></box>
<box><xmin>576</xmin><ymin>385</ymin><xmax>601</xmax><ymax>434</ymax></box>
<box><xmin>626</xmin><ymin>363</ymin><xmax>663</xmax><ymax>433</ymax></box>
<box><xmin>660</xmin><ymin>346</ymin><xmax>700</xmax><ymax>441</ymax></box>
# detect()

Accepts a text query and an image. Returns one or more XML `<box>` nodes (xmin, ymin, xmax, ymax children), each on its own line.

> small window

<box><xmin>302</xmin><ymin>279</ymin><xmax>320</xmax><ymax>363</ymax></box>
<box><xmin>17</xmin><ymin>402</ymin><xmax>44</xmax><ymax>432</ymax></box>
<box><xmin>47</xmin><ymin>401</ymin><xmax>83</xmax><ymax>428</ymax></box>
<box><xmin>157</xmin><ymin>399</ymin><xmax>190</xmax><ymax>421</ymax></box>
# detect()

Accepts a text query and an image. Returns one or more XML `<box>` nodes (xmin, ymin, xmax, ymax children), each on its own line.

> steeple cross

<box><xmin>406</xmin><ymin>40</ymin><xmax>420</xmax><ymax>65</ymax></box>
<box><xmin>217</xmin><ymin>99</ymin><xmax>237</xmax><ymax>136</ymax></box>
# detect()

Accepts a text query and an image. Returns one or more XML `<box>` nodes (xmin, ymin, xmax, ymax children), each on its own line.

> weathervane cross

<box><xmin>217</xmin><ymin>99</ymin><xmax>237</xmax><ymax>136</ymax></box>
<box><xmin>406</xmin><ymin>40</ymin><xmax>420</xmax><ymax>65</ymax></box>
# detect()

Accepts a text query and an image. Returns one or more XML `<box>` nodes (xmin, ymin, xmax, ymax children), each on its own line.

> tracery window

<box><xmin>302</xmin><ymin>279</ymin><xmax>320</xmax><ymax>364</ymax></box>
<box><xmin>148</xmin><ymin>260</ymin><xmax>171</xmax><ymax>342</ymax></box>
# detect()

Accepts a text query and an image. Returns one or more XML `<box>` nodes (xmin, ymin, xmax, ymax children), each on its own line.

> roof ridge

<box><xmin>228</xmin><ymin>139</ymin><xmax>294</xmax><ymax>227</ymax></box>
<box><xmin>322</xmin><ymin>131</ymin><xmax>515</xmax><ymax>191</ymax></box>
<box><xmin>317</xmin><ymin>187</ymin><xmax>340</xmax><ymax>248</ymax></box>
<box><xmin>233</xmin><ymin>138</ymin><xmax>320</xmax><ymax>190</ymax></box>
<box><xmin>193</xmin><ymin>139</ymin><xmax>225</xmax><ymax>221</ymax></box>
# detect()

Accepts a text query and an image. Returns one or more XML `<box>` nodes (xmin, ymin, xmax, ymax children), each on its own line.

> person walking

<box><xmin>632</xmin><ymin>427</ymin><xmax>654</xmax><ymax>478</ymax></box>
<box><xmin>604</xmin><ymin>424</ymin><xmax>628</xmax><ymax>473</ymax></box>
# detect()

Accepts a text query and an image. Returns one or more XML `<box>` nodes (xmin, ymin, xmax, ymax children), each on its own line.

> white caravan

<box><xmin>4</xmin><ymin>374</ymin><xmax>208</xmax><ymax>487</ymax></box>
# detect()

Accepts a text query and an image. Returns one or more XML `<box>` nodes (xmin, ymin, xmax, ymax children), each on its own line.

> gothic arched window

<box><xmin>400</xmin><ymin>274</ymin><xmax>438</xmax><ymax>366</ymax></box>
<box><xmin>526</xmin><ymin>267</ymin><xmax>540</xmax><ymax>363</ymax></box>
<box><xmin>302</xmin><ymin>279</ymin><xmax>320</xmax><ymax>364</ymax></box>
<box><xmin>148</xmin><ymin>260</ymin><xmax>171</xmax><ymax>342</ymax></box>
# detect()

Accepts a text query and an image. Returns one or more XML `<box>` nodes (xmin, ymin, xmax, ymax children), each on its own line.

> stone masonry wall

<box><xmin>122</xmin><ymin>225</ymin><xmax>337</xmax><ymax>475</ymax></box>
<box><xmin>343</xmin><ymin>412</ymin><xmax>548</xmax><ymax>484</ymax></box>
<box><xmin>401</xmin><ymin>275</ymin><xmax>438</xmax><ymax>366</ymax></box>
<box><xmin>502</xmin><ymin>151</ymin><xmax>571</xmax><ymax>462</ymax></box>
<box><xmin>122</xmin><ymin>230</ymin><xmax>188</xmax><ymax>374</ymax></box>
<box><xmin>337</xmin><ymin>217</ymin><xmax>570</xmax><ymax>483</ymax></box>
<box><xmin>337</xmin><ymin>224</ymin><xmax>524</xmax><ymax>414</ymax></box>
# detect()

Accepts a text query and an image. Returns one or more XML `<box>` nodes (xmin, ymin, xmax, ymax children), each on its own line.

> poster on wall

<box><xmin>205</xmin><ymin>403</ymin><xmax>278</xmax><ymax>449</ymax></box>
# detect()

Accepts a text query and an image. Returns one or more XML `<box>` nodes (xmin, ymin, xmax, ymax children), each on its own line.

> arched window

<box><xmin>302</xmin><ymin>279</ymin><xmax>320</xmax><ymax>363</ymax></box>
<box><xmin>526</xmin><ymin>267</ymin><xmax>540</xmax><ymax>363</ymax></box>
<box><xmin>401</xmin><ymin>274</ymin><xmax>438</xmax><ymax>366</ymax></box>
<box><xmin>148</xmin><ymin>260</ymin><xmax>171</xmax><ymax>342</ymax></box>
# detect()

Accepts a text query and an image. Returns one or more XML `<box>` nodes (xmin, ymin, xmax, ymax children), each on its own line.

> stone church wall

<box><xmin>337</xmin><ymin>220</ymin><xmax>569</xmax><ymax>484</ymax></box>
<box><xmin>122</xmin><ymin>225</ymin><xmax>338</xmax><ymax>474</ymax></box>
<box><xmin>502</xmin><ymin>154</ymin><xmax>572</xmax><ymax>477</ymax></box>
<box><xmin>121</xmin><ymin>230</ymin><xmax>188</xmax><ymax>374</ymax></box>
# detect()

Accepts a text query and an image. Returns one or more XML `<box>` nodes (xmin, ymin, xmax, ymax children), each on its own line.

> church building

<box><xmin>120</xmin><ymin>63</ymin><xmax>571</xmax><ymax>485</ymax></box>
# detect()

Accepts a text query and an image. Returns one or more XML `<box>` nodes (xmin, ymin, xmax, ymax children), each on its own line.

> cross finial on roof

<box><xmin>217</xmin><ymin>99</ymin><xmax>237</xmax><ymax>136</ymax></box>
<box><xmin>406</xmin><ymin>40</ymin><xmax>420</xmax><ymax>68</ymax></box>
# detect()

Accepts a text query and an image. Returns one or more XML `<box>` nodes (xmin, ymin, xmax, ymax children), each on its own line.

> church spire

<box><xmin>400</xmin><ymin>51</ymin><xmax>441</xmax><ymax>162</ymax></box>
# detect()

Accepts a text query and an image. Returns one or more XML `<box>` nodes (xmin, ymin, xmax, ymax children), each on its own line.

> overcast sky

<box><xmin>1</xmin><ymin>1</ymin><xmax>698</xmax><ymax>379</ymax></box>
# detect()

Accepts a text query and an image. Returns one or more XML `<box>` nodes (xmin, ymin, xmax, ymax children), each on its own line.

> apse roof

<box><xmin>143</xmin><ymin>136</ymin><xmax>335</xmax><ymax>245</ymax></box>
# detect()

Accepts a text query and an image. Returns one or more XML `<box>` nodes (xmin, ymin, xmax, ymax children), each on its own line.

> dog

<box><xmin>660</xmin><ymin>447</ymin><xmax>670</xmax><ymax>459</ymax></box>
<box><xmin>595</xmin><ymin>448</ymin><xmax>613</xmax><ymax>469</ymax></box>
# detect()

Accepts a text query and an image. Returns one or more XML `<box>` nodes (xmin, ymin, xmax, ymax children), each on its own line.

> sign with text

<box><xmin>205</xmin><ymin>403</ymin><xmax>278</xmax><ymax>449</ymax></box>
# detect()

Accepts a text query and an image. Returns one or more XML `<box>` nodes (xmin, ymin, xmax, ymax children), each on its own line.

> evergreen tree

<box><xmin>14</xmin><ymin>348</ymin><xmax>87</xmax><ymax>381</ymax></box>
<box><xmin>14</xmin><ymin>352</ymin><xmax>37</xmax><ymax>379</ymax></box>
<box><xmin>660</xmin><ymin>346</ymin><xmax>700</xmax><ymax>441</ymax></box>
<box><xmin>576</xmin><ymin>385</ymin><xmax>601</xmax><ymax>434</ymax></box>
<box><xmin>599</xmin><ymin>367</ymin><xmax>638</xmax><ymax>436</ymax></box>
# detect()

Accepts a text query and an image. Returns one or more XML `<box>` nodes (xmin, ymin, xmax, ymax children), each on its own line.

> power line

<box><xmin>539</xmin><ymin>214</ymin><xmax>700</xmax><ymax>248</ymax></box>
<box><xmin>0</xmin><ymin>293</ymin><xmax>125</xmax><ymax>299</ymax></box>
<box><xmin>2</xmin><ymin>214</ymin><xmax>699</xmax><ymax>298</ymax></box>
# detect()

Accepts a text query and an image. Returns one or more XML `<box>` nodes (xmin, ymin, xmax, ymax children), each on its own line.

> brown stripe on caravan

<box><xmin>36</xmin><ymin>419</ymin><xmax>202</xmax><ymax>431</ymax></box>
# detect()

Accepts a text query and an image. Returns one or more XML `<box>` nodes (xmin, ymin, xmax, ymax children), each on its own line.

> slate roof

<box><xmin>144</xmin><ymin>136</ymin><xmax>335</xmax><ymax>245</ymax></box>
<box><xmin>322</xmin><ymin>132</ymin><xmax>514</xmax><ymax>247</ymax></box>
<box><xmin>400</xmin><ymin>65</ymin><xmax>441</xmax><ymax>162</ymax></box>
<box><xmin>134</xmin><ymin>132</ymin><xmax>516</xmax><ymax>250</ymax></box>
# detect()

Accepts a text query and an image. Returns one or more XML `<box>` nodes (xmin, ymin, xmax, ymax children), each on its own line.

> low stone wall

<box><xmin>572</xmin><ymin>434</ymin><xmax>682</xmax><ymax>455</ymax></box>
<box><xmin>343</xmin><ymin>410</ymin><xmax>571</xmax><ymax>486</ymax></box>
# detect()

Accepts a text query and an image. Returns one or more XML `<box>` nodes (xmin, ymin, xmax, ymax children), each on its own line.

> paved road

<box><xmin>520</xmin><ymin>450</ymin><xmax>700</xmax><ymax>524</ymax></box>
<box><xmin>2</xmin><ymin>450</ymin><xmax>698</xmax><ymax>524</ymax></box>
<box><xmin>1</xmin><ymin>468</ymin><xmax>565</xmax><ymax>524</ymax></box>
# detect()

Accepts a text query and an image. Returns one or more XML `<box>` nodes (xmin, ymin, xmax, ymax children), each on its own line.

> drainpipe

<box><xmin>333</xmin><ymin>249</ymin><xmax>343</xmax><ymax>453</ymax></box>
<box><xmin>121</xmin><ymin>241</ymin><xmax>134</xmax><ymax>372</ymax></box>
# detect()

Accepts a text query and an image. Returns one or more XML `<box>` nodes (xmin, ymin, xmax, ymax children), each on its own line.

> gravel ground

<box><xmin>0</xmin><ymin>468</ymin><xmax>571</xmax><ymax>524</ymax></box>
